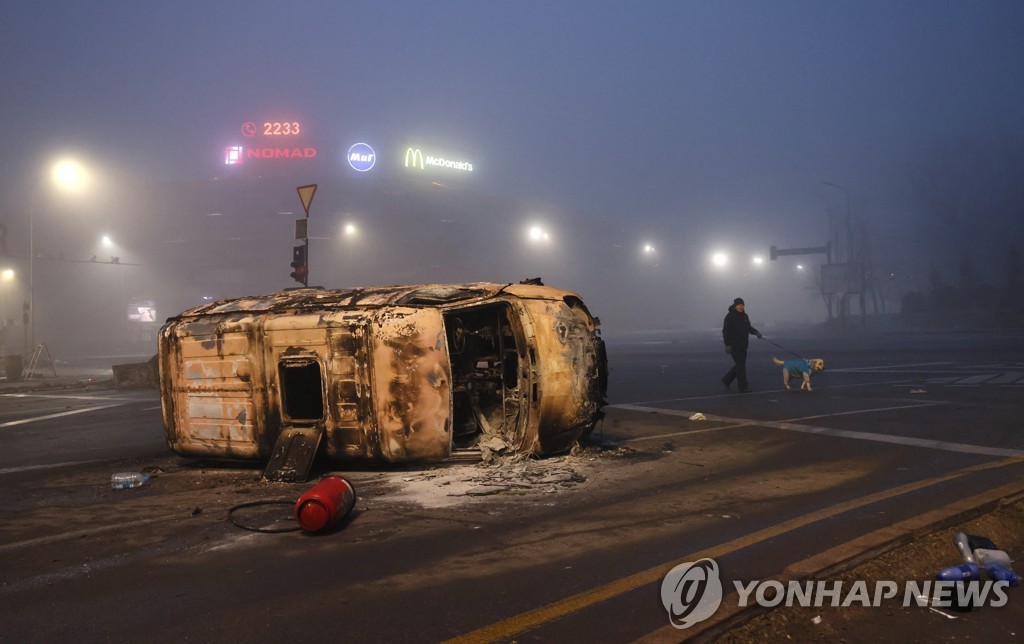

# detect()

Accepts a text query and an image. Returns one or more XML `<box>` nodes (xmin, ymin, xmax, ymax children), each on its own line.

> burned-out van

<box><xmin>158</xmin><ymin>282</ymin><xmax>607</xmax><ymax>479</ymax></box>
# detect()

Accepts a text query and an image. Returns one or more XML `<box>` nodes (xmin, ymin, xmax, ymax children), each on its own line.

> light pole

<box><xmin>1</xmin><ymin>268</ymin><xmax>14</xmax><ymax>356</ymax></box>
<box><xmin>821</xmin><ymin>181</ymin><xmax>850</xmax><ymax>263</ymax></box>
<box><xmin>822</xmin><ymin>180</ymin><xmax>860</xmax><ymax>322</ymax></box>
<box><xmin>29</xmin><ymin>158</ymin><xmax>91</xmax><ymax>352</ymax></box>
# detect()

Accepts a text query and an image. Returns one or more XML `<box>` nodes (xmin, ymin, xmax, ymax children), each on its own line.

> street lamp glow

<box><xmin>796</xmin><ymin>264</ymin><xmax>805</xmax><ymax>271</ymax></box>
<box><xmin>643</xmin><ymin>243</ymin><xmax>656</xmax><ymax>255</ymax></box>
<box><xmin>101</xmin><ymin>234</ymin><xmax>113</xmax><ymax>247</ymax></box>
<box><xmin>51</xmin><ymin>159</ymin><xmax>89</xmax><ymax>193</ymax></box>
<box><xmin>1</xmin><ymin>268</ymin><xmax>14</xmax><ymax>281</ymax></box>
<box><xmin>343</xmin><ymin>223</ymin><xmax>357</xmax><ymax>237</ymax></box>
<box><xmin>751</xmin><ymin>256</ymin><xmax>764</xmax><ymax>266</ymax></box>
<box><xmin>527</xmin><ymin>225</ymin><xmax>551</xmax><ymax>243</ymax></box>
<box><xmin>711</xmin><ymin>252</ymin><xmax>729</xmax><ymax>268</ymax></box>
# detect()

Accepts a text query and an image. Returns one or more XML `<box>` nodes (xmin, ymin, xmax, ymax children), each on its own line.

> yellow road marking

<box><xmin>445</xmin><ymin>455</ymin><xmax>1024</xmax><ymax>644</ymax></box>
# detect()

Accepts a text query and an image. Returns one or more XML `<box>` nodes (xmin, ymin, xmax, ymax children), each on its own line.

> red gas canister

<box><xmin>294</xmin><ymin>476</ymin><xmax>356</xmax><ymax>533</ymax></box>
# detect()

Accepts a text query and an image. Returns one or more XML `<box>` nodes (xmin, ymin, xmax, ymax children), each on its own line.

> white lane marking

<box><xmin>612</xmin><ymin>404</ymin><xmax>1024</xmax><ymax>458</ymax></box>
<box><xmin>829</xmin><ymin>369</ymin><xmax>984</xmax><ymax>374</ymax></box>
<box><xmin>621</xmin><ymin>378</ymin><xmax>915</xmax><ymax>406</ymax></box>
<box><xmin>141</xmin><ymin>405</ymin><xmax>162</xmax><ymax>411</ymax></box>
<box><xmin>0</xmin><ymin>459</ymin><xmax>106</xmax><ymax>476</ymax></box>
<box><xmin>1</xmin><ymin>393</ymin><xmax>138</xmax><ymax>401</ymax></box>
<box><xmin>952</xmin><ymin>374</ymin><xmax>999</xmax><ymax>385</ymax></box>
<box><xmin>0</xmin><ymin>403</ymin><xmax>125</xmax><ymax>429</ymax></box>
<box><xmin>828</xmin><ymin>362</ymin><xmax>958</xmax><ymax>372</ymax></box>
<box><xmin>0</xmin><ymin>512</ymin><xmax>186</xmax><ymax>554</ymax></box>
<box><xmin>990</xmin><ymin>372</ymin><xmax>1024</xmax><ymax>384</ymax></box>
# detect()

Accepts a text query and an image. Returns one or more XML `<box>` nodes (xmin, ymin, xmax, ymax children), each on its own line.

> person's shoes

<box><xmin>739</xmin><ymin>387</ymin><xmax>752</xmax><ymax>393</ymax></box>
<box><xmin>721</xmin><ymin>377</ymin><xmax>731</xmax><ymax>391</ymax></box>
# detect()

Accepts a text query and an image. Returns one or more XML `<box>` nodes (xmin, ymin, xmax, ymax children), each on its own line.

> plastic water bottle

<box><xmin>975</xmin><ymin>549</ymin><xmax>1013</xmax><ymax>567</ymax></box>
<box><xmin>985</xmin><ymin>563</ymin><xmax>1020</xmax><ymax>587</ymax></box>
<box><xmin>953</xmin><ymin>532</ymin><xmax>976</xmax><ymax>564</ymax></box>
<box><xmin>935</xmin><ymin>563</ymin><xmax>980</xmax><ymax>582</ymax></box>
<box><xmin>111</xmin><ymin>472</ymin><xmax>149</xmax><ymax>489</ymax></box>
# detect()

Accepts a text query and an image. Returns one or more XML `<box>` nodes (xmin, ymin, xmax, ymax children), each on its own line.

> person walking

<box><xmin>722</xmin><ymin>297</ymin><xmax>761</xmax><ymax>392</ymax></box>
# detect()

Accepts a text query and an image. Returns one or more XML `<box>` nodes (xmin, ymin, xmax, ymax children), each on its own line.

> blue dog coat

<box><xmin>781</xmin><ymin>359</ymin><xmax>813</xmax><ymax>377</ymax></box>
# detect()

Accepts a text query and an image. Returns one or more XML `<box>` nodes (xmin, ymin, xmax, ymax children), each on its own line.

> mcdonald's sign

<box><xmin>404</xmin><ymin>147</ymin><xmax>424</xmax><ymax>170</ymax></box>
<box><xmin>403</xmin><ymin>147</ymin><xmax>473</xmax><ymax>172</ymax></box>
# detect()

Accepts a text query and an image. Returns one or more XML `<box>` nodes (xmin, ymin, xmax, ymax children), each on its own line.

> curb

<box><xmin>0</xmin><ymin>378</ymin><xmax>113</xmax><ymax>394</ymax></box>
<box><xmin>636</xmin><ymin>479</ymin><xmax>1024</xmax><ymax>643</ymax></box>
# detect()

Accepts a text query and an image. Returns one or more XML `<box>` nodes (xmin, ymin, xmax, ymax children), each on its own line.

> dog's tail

<box><xmin>772</xmin><ymin>356</ymin><xmax>785</xmax><ymax>366</ymax></box>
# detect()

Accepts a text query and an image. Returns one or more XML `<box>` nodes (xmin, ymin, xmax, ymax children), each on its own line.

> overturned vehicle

<box><xmin>159</xmin><ymin>282</ymin><xmax>607</xmax><ymax>479</ymax></box>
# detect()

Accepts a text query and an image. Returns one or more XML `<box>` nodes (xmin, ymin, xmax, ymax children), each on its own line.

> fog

<box><xmin>1</xmin><ymin>1</ymin><xmax>1023</xmax><ymax>359</ymax></box>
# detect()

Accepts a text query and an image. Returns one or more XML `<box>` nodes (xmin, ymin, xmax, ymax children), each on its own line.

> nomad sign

<box><xmin>224</xmin><ymin>117</ymin><xmax>317</xmax><ymax>165</ymax></box>
<box><xmin>403</xmin><ymin>147</ymin><xmax>474</xmax><ymax>172</ymax></box>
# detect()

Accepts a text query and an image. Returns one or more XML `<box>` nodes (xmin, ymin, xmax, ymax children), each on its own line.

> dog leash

<box><xmin>759</xmin><ymin>336</ymin><xmax>807</xmax><ymax>361</ymax></box>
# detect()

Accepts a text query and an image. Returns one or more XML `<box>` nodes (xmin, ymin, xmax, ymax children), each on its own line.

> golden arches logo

<box><xmin>404</xmin><ymin>147</ymin><xmax>424</xmax><ymax>170</ymax></box>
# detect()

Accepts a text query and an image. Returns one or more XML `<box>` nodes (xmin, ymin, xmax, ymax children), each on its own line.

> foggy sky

<box><xmin>2</xmin><ymin>0</ymin><xmax>1023</xmax><ymax>350</ymax></box>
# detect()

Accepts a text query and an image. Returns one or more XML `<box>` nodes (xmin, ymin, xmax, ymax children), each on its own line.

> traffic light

<box><xmin>290</xmin><ymin>244</ymin><xmax>308</xmax><ymax>285</ymax></box>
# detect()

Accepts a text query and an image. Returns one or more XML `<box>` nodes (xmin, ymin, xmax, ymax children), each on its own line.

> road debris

<box><xmin>383</xmin><ymin>450</ymin><xmax>624</xmax><ymax>508</ymax></box>
<box><xmin>295</xmin><ymin>476</ymin><xmax>357</xmax><ymax>533</ymax></box>
<box><xmin>688</xmin><ymin>412</ymin><xmax>707</xmax><ymax>421</ymax></box>
<box><xmin>110</xmin><ymin>472</ymin><xmax>149</xmax><ymax>489</ymax></box>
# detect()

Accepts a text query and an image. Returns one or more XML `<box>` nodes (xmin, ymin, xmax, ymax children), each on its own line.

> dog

<box><xmin>772</xmin><ymin>357</ymin><xmax>825</xmax><ymax>391</ymax></box>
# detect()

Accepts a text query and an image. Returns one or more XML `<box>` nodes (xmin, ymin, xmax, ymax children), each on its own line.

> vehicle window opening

<box><xmin>279</xmin><ymin>360</ymin><xmax>324</xmax><ymax>421</ymax></box>
<box><xmin>446</xmin><ymin>304</ymin><xmax>523</xmax><ymax>449</ymax></box>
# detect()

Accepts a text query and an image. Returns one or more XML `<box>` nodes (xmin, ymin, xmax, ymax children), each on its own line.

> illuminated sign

<box><xmin>225</xmin><ymin>146</ymin><xmax>243</xmax><ymax>165</ymax></box>
<box><xmin>224</xmin><ymin>146</ymin><xmax>317</xmax><ymax>164</ymax></box>
<box><xmin>262</xmin><ymin>121</ymin><xmax>302</xmax><ymax>136</ymax></box>
<box><xmin>347</xmin><ymin>143</ymin><xmax>376</xmax><ymax>172</ymax></box>
<box><xmin>404</xmin><ymin>147</ymin><xmax>473</xmax><ymax>172</ymax></box>
<box><xmin>241</xmin><ymin>120</ymin><xmax>303</xmax><ymax>136</ymax></box>
<box><xmin>245</xmin><ymin>147</ymin><xmax>317</xmax><ymax>159</ymax></box>
<box><xmin>405</xmin><ymin>147</ymin><xmax>424</xmax><ymax>169</ymax></box>
<box><xmin>223</xmin><ymin>118</ymin><xmax>314</xmax><ymax>165</ymax></box>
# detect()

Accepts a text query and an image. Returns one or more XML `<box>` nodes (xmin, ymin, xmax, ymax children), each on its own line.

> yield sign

<box><xmin>296</xmin><ymin>184</ymin><xmax>317</xmax><ymax>216</ymax></box>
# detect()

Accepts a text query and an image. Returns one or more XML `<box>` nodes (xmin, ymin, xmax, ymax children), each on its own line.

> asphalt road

<box><xmin>1</xmin><ymin>327</ymin><xmax>1023</xmax><ymax>642</ymax></box>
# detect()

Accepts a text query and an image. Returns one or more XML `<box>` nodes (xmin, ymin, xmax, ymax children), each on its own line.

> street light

<box><xmin>1</xmin><ymin>268</ymin><xmax>15</xmax><ymax>355</ymax></box>
<box><xmin>643</xmin><ymin>243</ymin><xmax>656</xmax><ymax>256</ymax></box>
<box><xmin>29</xmin><ymin>157</ymin><xmax>93</xmax><ymax>351</ymax></box>
<box><xmin>527</xmin><ymin>225</ymin><xmax>551</xmax><ymax>243</ymax></box>
<box><xmin>711</xmin><ymin>251</ymin><xmax>729</xmax><ymax>269</ymax></box>
<box><xmin>751</xmin><ymin>255</ymin><xmax>765</xmax><ymax>267</ymax></box>
<box><xmin>341</xmin><ymin>221</ymin><xmax>358</xmax><ymax>286</ymax></box>
<box><xmin>51</xmin><ymin>159</ymin><xmax>90</xmax><ymax>193</ymax></box>
<box><xmin>821</xmin><ymin>181</ymin><xmax>850</xmax><ymax>263</ymax></box>
<box><xmin>101</xmin><ymin>234</ymin><xmax>113</xmax><ymax>247</ymax></box>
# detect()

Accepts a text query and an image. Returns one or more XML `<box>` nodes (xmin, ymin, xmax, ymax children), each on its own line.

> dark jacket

<box><xmin>723</xmin><ymin>305</ymin><xmax>759</xmax><ymax>350</ymax></box>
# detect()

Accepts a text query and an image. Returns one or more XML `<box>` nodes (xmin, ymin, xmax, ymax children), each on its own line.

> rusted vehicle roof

<box><xmin>158</xmin><ymin>282</ymin><xmax>607</xmax><ymax>479</ymax></box>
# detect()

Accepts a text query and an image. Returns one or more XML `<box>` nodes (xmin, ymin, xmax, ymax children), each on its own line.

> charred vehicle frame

<box><xmin>158</xmin><ymin>282</ymin><xmax>607</xmax><ymax>479</ymax></box>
